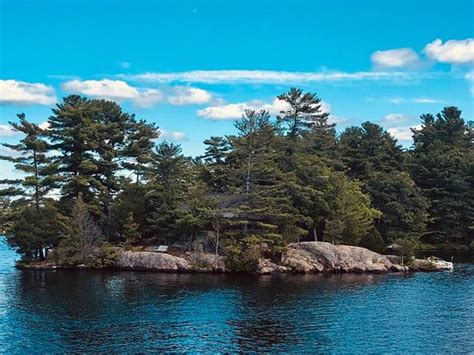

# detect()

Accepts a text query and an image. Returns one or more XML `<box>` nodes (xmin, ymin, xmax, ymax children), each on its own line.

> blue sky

<box><xmin>1</xmin><ymin>0</ymin><xmax>473</xmax><ymax>171</ymax></box>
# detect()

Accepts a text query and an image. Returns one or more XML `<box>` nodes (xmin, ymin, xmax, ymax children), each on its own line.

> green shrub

<box><xmin>359</xmin><ymin>229</ymin><xmax>386</xmax><ymax>253</ymax></box>
<box><xmin>224</xmin><ymin>237</ymin><xmax>261</xmax><ymax>272</ymax></box>
<box><xmin>394</xmin><ymin>238</ymin><xmax>418</xmax><ymax>259</ymax></box>
<box><xmin>85</xmin><ymin>243</ymin><xmax>119</xmax><ymax>268</ymax></box>
<box><xmin>56</xmin><ymin>235</ymin><xmax>82</xmax><ymax>267</ymax></box>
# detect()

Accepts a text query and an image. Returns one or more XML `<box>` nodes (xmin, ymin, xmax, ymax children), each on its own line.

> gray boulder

<box><xmin>282</xmin><ymin>242</ymin><xmax>396</xmax><ymax>273</ymax></box>
<box><xmin>114</xmin><ymin>251</ymin><xmax>191</xmax><ymax>271</ymax></box>
<box><xmin>256</xmin><ymin>258</ymin><xmax>289</xmax><ymax>274</ymax></box>
<box><xmin>114</xmin><ymin>250</ymin><xmax>226</xmax><ymax>272</ymax></box>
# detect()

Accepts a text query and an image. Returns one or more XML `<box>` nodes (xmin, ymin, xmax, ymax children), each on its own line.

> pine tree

<box><xmin>0</xmin><ymin>113</ymin><xmax>60</xmax><ymax>208</ymax></box>
<box><xmin>122</xmin><ymin>119</ymin><xmax>160</xmax><ymax>184</ymax></box>
<box><xmin>122</xmin><ymin>212</ymin><xmax>140</xmax><ymax>249</ymax></box>
<box><xmin>340</xmin><ymin>121</ymin><xmax>429</xmax><ymax>243</ymax></box>
<box><xmin>47</xmin><ymin>95</ymin><xmax>104</xmax><ymax>212</ymax></box>
<box><xmin>146</xmin><ymin>142</ymin><xmax>192</xmax><ymax>242</ymax></box>
<box><xmin>199</xmin><ymin>136</ymin><xmax>231</xmax><ymax>193</ymax></box>
<box><xmin>0</xmin><ymin>114</ymin><xmax>63</xmax><ymax>260</ymax></box>
<box><xmin>323</xmin><ymin>171</ymin><xmax>380</xmax><ymax>245</ymax></box>
<box><xmin>58</xmin><ymin>193</ymin><xmax>103</xmax><ymax>265</ymax></box>
<box><xmin>411</xmin><ymin>107</ymin><xmax>474</xmax><ymax>245</ymax></box>
<box><xmin>226</xmin><ymin>109</ymin><xmax>306</xmax><ymax>254</ymax></box>
<box><xmin>277</xmin><ymin>88</ymin><xmax>333</xmax><ymax>138</ymax></box>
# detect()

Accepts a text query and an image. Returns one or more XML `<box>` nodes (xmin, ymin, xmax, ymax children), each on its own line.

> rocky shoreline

<box><xmin>16</xmin><ymin>241</ymin><xmax>453</xmax><ymax>273</ymax></box>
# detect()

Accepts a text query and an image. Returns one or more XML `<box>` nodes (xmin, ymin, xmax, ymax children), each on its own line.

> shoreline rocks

<box><xmin>17</xmin><ymin>242</ymin><xmax>450</xmax><ymax>274</ymax></box>
<box><xmin>282</xmin><ymin>242</ymin><xmax>401</xmax><ymax>273</ymax></box>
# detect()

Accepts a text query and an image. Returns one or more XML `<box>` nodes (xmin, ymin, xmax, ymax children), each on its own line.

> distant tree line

<box><xmin>0</xmin><ymin>89</ymin><xmax>472</xmax><ymax>269</ymax></box>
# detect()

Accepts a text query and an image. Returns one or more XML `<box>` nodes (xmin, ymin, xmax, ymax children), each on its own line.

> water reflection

<box><xmin>0</xmin><ymin>242</ymin><xmax>473</xmax><ymax>353</ymax></box>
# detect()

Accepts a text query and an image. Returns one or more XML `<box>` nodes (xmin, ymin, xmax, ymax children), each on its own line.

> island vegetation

<box><xmin>0</xmin><ymin>88</ymin><xmax>472</xmax><ymax>270</ymax></box>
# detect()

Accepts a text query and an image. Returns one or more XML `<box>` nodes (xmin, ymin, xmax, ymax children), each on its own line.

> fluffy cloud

<box><xmin>198</xmin><ymin>98</ymin><xmax>331</xmax><ymax>120</ymax></box>
<box><xmin>371</xmin><ymin>48</ymin><xmax>420</xmax><ymax>68</ymax></box>
<box><xmin>62</xmin><ymin>79</ymin><xmax>164</xmax><ymax>107</ymax></box>
<box><xmin>38</xmin><ymin>121</ymin><xmax>50</xmax><ymax>130</ymax></box>
<box><xmin>424</xmin><ymin>38</ymin><xmax>474</xmax><ymax>64</ymax></box>
<box><xmin>160</xmin><ymin>129</ymin><xmax>186</xmax><ymax>142</ymax></box>
<box><xmin>197</xmin><ymin>102</ymin><xmax>252</xmax><ymax>120</ymax></box>
<box><xmin>0</xmin><ymin>145</ymin><xmax>23</xmax><ymax>159</ymax></box>
<box><xmin>0</xmin><ymin>125</ymin><xmax>16</xmax><ymax>137</ymax></box>
<box><xmin>197</xmin><ymin>98</ymin><xmax>290</xmax><ymax>120</ymax></box>
<box><xmin>168</xmin><ymin>86</ymin><xmax>213</xmax><ymax>105</ymax></box>
<box><xmin>119</xmin><ymin>70</ymin><xmax>412</xmax><ymax>84</ymax></box>
<box><xmin>0</xmin><ymin>80</ymin><xmax>57</xmax><ymax>105</ymax></box>
<box><xmin>383</xmin><ymin>113</ymin><xmax>407</xmax><ymax>123</ymax></box>
<box><xmin>387</xmin><ymin>125</ymin><xmax>422</xmax><ymax>142</ymax></box>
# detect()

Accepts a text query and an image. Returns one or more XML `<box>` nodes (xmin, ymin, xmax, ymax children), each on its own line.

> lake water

<box><xmin>0</xmin><ymin>239</ymin><xmax>473</xmax><ymax>353</ymax></box>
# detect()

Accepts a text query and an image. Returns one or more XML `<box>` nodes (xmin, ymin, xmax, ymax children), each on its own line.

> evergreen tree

<box><xmin>323</xmin><ymin>171</ymin><xmax>380</xmax><ymax>245</ymax></box>
<box><xmin>411</xmin><ymin>107</ymin><xmax>474</xmax><ymax>245</ymax></box>
<box><xmin>3</xmin><ymin>199</ymin><xmax>66</xmax><ymax>260</ymax></box>
<box><xmin>0</xmin><ymin>114</ymin><xmax>63</xmax><ymax>260</ymax></box>
<box><xmin>122</xmin><ymin>212</ymin><xmax>140</xmax><ymax>249</ymax></box>
<box><xmin>227</xmin><ymin>109</ymin><xmax>306</xmax><ymax>253</ymax></box>
<box><xmin>146</xmin><ymin>142</ymin><xmax>192</xmax><ymax>241</ymax></box>
<box><xmin>339</xmin><ymin>122</ymin><xmax>405</xmax><ymax>176</ymax></box>
<box><xmin>200</xmin><ymin>136</ymin><xmax>231</xmax><ymax>193</ymax></box>
<box><xmin>0</xmin><ymin>114</ymin><xmax>60</xmax><ymax>208</ymax></box>
<box><xmin>57</xmin><ymin>193</ymin><xmax>103</xmax><ymax>265</ymax></box>
<box><xmin>340</xmin><ymin>121</ymin><xmax>429</xmax><ymax>243</ymax></box>
<box><xmin>122</xmin><ymin>119</ymin><xmax>160</xmax><ymax>184</ymax></box>
<box><xmin>277</xmin><ymin>87</ymin><xmax>333</xmax><ymax>138</ymax></box>
<box><xmin>47</xmin><ymin>96</ymin><xmax>104</xmax><ymax>211</ymax></box>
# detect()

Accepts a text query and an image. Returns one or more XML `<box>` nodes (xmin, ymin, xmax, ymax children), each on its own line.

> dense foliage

<box><xmin>1</xmin><ymin>90</ymin><xmax>472</xmax><ymax>267</ymax></box>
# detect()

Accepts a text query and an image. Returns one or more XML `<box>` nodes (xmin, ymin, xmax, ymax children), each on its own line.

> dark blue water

<box><xmin>1</xmin><ymin>239</ymin><xmax>473</xmax><ymax>353</ymax></box>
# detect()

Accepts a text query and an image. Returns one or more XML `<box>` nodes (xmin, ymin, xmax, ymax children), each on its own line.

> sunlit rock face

<box><xmin>114</xmin><ymin>250</ymin><xmax>226</xmax><ymax>272</ymax></box>
<box><xmin>282</xmin><ymin>242</ymin><xmax>397</xmax><ymax>273</ymax></box>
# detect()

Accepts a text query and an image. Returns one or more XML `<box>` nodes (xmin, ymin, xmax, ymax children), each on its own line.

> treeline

<box><xmin>0</xmin><ymin>89</ymin><xmax>472</xmax><ymax>268</ymax></box>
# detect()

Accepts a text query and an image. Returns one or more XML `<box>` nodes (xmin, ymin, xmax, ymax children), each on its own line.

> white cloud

<box><xmin>371</xmin><ymin>48</ymin><xmax>421</xmax><ymax>68</ymax></box>
<box><xmin>0</xmin><ymin>125</ymin><xmax>17</xmax><ymax>137</ymax></box>
<box><xmin>197</xmin><ymin>102</ymin><xmax>250</xmax><ymax>120</ymax></box>
<box><xmin>62</xmin><ymin>79</ymin><xmax>164</xmax><ymax>107</ymax></box>
<box><xmin>160</xmin><ymin>129</ymin><xmax>187</xmax><ymax>142</ymax></box>
<box><xmin>387</xmin><ymin>125</ymin><xmax>422</xmax><ymax>142</ymax></box>
<box><xmin>38</xmin><ymin>121</ymin><xmax>50</xmax><ymax>130</ymax></box>
<box><xmin>168</xmin><ymin>86</ymin><xmax>213</xmax><ymax>105</ymax></box>
<box><xmin>197</xmin><ymin>98</ymin><xmax>331</xmax><ymax>120</ymax></box>
<box><xmin>383</xmin><ymin>113</ymin><xmax>407</xmax><ymax>123</ymax></box>
<box><xmin>197</xmin><ymin>98</ymin><xmax>289</xmax><ymax>120</ymax></box>
<box><xmin>413</xmin><ymin>98</ymin><xmax>443</xmax><ymax>104</ymax></box>
<box><xmin>119</xmin><ymin>70</ymin><xmax>413</xmax><ymax>84</ymax></box>
<box><xmin>0</xmin><ymin>145</ymin><xmax>23</xmax><ymax>159</ymax></box>
<box><xmin>0</xmin><ymin>80</ymin><xmax>57</xmax><ymax>105</ymax></box>
<box><xmin>424</xmin><ymin>38</ymin><xmax>474</xmax><ymax>64</ymax></box>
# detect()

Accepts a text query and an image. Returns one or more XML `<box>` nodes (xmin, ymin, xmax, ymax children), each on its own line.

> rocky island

<box><xmin>2</xmin><ymin>89</ymin><xmax>470</xmax><ymax>277</ymax></box>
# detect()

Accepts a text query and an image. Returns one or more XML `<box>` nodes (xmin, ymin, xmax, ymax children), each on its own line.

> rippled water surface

<box><xmin>0</xmin><ymin>239</ymin><xmax>473</xmax><ymax>353</ymax></box>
